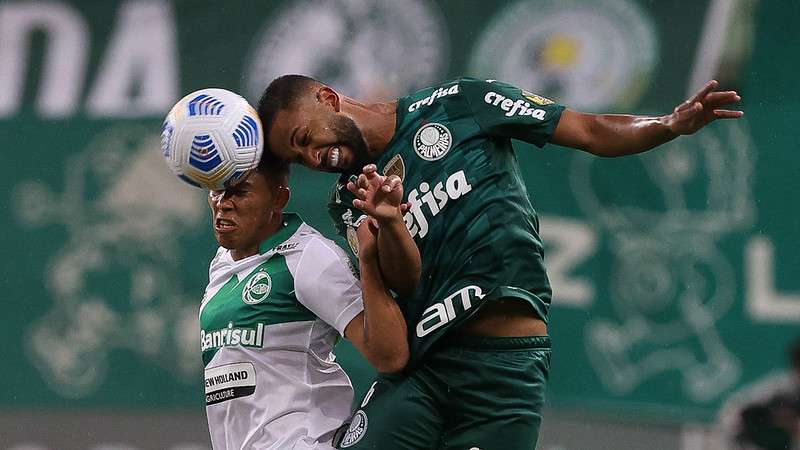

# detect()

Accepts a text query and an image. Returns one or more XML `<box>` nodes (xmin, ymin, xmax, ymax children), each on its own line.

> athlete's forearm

<box><xmin>553</xmin><ymin>110</ymin><xmax>678</xmax><ymax>158</ymax></box>
<box><xmin>358</xmin><ymin>250</ymin><xmax>410</xmax><ymax>373</ymax></box>
<box><xmin>376</xmin><ymin>216</ymin><xmax>421</xmax><ymax>298</ymax></box>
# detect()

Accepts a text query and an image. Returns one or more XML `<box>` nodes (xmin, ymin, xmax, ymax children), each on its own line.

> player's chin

<box><xmin>214</xmin><ymin>232</ymin><xmax>238</xmax><ymax>249</ymax></box>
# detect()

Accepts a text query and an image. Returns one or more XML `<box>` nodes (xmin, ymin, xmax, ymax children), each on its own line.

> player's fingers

<box><xmin>364</xmin><ymin>169</ymin><xmax>385</xmax><ymax>188</ymax></box>
<box><xmin>357</xmin><ymin>173</ymin><xmax>370</xmax><ymax>189</ymax></box>
<box><xmin>689</xmin><ymin>79</ymin><xmax>719</xmax><ymax>103</ymax></box>
<box><xmin>705</xmin><ymin>91</ymin><xmax>741</xmax><ymax>107</ymax></box>
<box><xmin>363</xmin><ymin>165</ymin><xmax>380</xmax><ymax>183</ymax></box>
<box><xmin>387</xmin><ymin>176</ymin><xmax>402</xmax><ymax>191</ymax></box>
<box><xmin>705</xmin><ymin>90</ymin><xmax>739</xmax><ymax>100</ymax></box>
<box><xmin>385</xmin><ymin>174</ymin><xmax>401</xmax><ymax>185</ymax></box>
<box><xmin>676</xmin><ymin>102</ymin><xmax>703</xmax><ymax>121</ymax></box>
<box><xmin>679</xmin><ymin>99</ymin><xmax>702</xmax><ymax>113</ymax></box>
<box><xmin>353</xmin><ymin>200</ymin><xmax>375</xmax><ymax>215</ymax></box>
<box><xmin>354</xmin><ymin>187</ymin><xmax>368</xmax><ymax>200</ymax></box>
<box><xmin>399</xmin><ymin>201</ymin><xmax>412</xmax><ymax>214</ymax></box>
<box><xmin>346</xmin><ymin>181</ymin><xmax>359</xmax><ymax>194</ymax></box>
<box><xmin>713</xmin><ymin>109</ymin><xmax>744</xmax><ymax>119</ymax></box>
<box><xmin>380</xmin><ymin>175</ymin><xmax>401</xmax><ymax>192</ymax></box>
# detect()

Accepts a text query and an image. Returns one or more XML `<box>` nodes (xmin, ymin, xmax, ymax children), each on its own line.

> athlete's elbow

<box><xmin>371</xmin><ymin>347</ymin><xmax>409</xmax><ymax>374</ymax></box>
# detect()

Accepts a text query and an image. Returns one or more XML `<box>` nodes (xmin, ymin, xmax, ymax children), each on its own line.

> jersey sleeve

<box><xmin>327</xmin><ymin>180</ymin><xmax>368</xmax><ymax>258</ymax></box>
<box><xmin>293</xmin><ymin>236</ymin><xmax>364</xmax><ymax>336</ymax></box>
<box><xmin>460</xmin><ymin>78</ymin><xmax>565</xmax><ymax>147</ymax></box>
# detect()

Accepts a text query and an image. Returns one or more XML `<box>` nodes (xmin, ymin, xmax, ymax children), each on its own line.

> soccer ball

<box><xmin>161</xmin><ymin>88</ymin><xmax>263</xmax><ymax>190</ymax></box>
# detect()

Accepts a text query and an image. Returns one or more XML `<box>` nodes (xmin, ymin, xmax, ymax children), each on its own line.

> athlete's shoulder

<box><xmin>465</xmin><ymin>77</ymin><xmax>561</xmax><ymax>109</ymax></box>
<box><xmin>274</xmin><ymin>220</ymin><xmax>321</xmax><ymax>255</ymax></box>
<box><xmin>292</xmin><ymin>230</ymin><xmax>359</xmax><ymax>290</ymax></box>
<box><xmin>284</xmin><ymin>221</ymin><xmax>350</xmax><ymax>263</ymax></box>
<box><xmin>403</xmin><ymin>77</ymin><xmax>532</xmax><ymax>116</ymax></box>
<box><xmin>307</xmin><ymin>233</ymin><xmax>351</xmax><ymax>265</ymax></box>
<box><xmin>403</xmin><ymin>78</ymin><xmax>465</xmax><ymax>114</ymax></box>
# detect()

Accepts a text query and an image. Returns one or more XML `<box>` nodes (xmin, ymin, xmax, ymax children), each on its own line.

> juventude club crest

<box><xmin>413</xmin><ymin>123</ymin><xmax>452</xmax><ymax>161</ymax></box>
<box><xmin>242</xmin><ymin>270</ymin><xmax>272</xmax><ymax>305</ymax></box>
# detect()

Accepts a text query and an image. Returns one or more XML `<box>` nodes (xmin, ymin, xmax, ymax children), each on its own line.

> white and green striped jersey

<box><xmin>199</xmin><ymin>213</ymin><xmax>363</xmax><ymax>450</ymax></box>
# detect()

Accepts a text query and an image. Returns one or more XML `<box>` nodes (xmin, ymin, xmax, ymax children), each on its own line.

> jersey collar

<box><xmin>258</xmin><ymin>212</ymin><xmax>303</xmax><ymax>254</ymax></box>
<box><xmin>375</xmin><ymin>96</ymin><xmax>408</xmax><ymax>169</ymax></box>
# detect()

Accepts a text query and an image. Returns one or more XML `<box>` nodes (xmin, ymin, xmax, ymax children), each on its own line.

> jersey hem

<box><xmin>480</xmin><ymin>285</ymin><xmax>549</xmax><ymax>324</ymax></box>
<box><xmin>334</xmin><ymin>297</ymin><xmax>364</xmax><ymax>337</ymax></box>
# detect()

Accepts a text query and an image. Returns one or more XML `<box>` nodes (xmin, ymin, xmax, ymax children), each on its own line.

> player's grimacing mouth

<box><xmin>215</xmin><ymin>217</ymin><xmax>237</xmax><ymax>233</ymax></box>
<box><xmin>323</xmin><ymin>146</ymin><xmax>344</xmax><ymax>171</ymax></box>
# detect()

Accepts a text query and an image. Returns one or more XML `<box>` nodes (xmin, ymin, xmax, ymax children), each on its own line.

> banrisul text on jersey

<box><xmin>200</xmin><ymin>213</ymin><xmax>364</xmax><ymax>449</ymax></box>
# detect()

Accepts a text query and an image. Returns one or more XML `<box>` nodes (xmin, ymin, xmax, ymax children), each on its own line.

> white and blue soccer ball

<box><xmin>161</xmin><ymin>88</ymin><xmax>263</xmax><ymax>190</ymax></box>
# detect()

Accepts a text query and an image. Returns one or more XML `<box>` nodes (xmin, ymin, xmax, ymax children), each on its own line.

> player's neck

<box><xmin>343</xmin><ymin>98</ymin><xmax>397</xmax><ymax>159</ymax></box>
<box><xmin>229</xmin><ymin>212</ymin><xmax>285</xmax><ymax>261</ymax></box>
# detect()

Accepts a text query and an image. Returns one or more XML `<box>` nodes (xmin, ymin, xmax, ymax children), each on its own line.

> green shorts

<box><xmin>335</xmin><ymin>335</ymin><xmax>551</xmax><ymax>450</ymax></box>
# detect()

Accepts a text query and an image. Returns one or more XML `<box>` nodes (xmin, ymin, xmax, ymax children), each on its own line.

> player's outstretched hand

<box><xmin>666</xmin><ymin>80</ymin><xmax>743</xmax><ymax>136</ymax></box>
<box><xmin>347</xmin><ymin>164</ymin><xmax>407</xmax><ymax>224</ymax></box>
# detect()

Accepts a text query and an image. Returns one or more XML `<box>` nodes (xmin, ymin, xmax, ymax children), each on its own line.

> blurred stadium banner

<box><xmin>1</xmin><ymin>0</ymin><xmax>797</xmax><ymax>448</ymax></box>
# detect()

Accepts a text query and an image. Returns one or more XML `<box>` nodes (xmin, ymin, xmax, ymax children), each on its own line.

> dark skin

<box><xmin>208</xmin><ymin>170</ymin><xmax>409</xmax><ymax>372</ymax></box>
<box><xmin>268</xmin><ymin>89</ymin><xmax>420</xmax><ymax>297</ymax></box>
<box><xmin>208</xmin><ymin>171</ymin><xmax>289</xmax><ymax>261</ymax></box>
<box><xmin>267</xmin><ymin>79</ymin><xmax>743</xmax><ymax>337</ymax></box>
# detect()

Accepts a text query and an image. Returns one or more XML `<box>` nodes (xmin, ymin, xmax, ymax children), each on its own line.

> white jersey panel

<box><xmin>285</xmin><ymin>226</ymin><xmax>364</xmax><ymax>336</ymax></box>
<box><xmin>200</xmin><ymin>215</ymin><xmax>363</xmax><ymax>450</ymax></box>
<box><xmin>205</xmin><ymin>322</ymin><xmax>351</xmax><ymax>450</ymax></box>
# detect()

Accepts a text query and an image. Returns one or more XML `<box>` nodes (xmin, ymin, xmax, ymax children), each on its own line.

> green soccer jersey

<box><xmin>199</xmin><ymin>213</ymin><xmax>364</xmax><ymax>449</ymax></box>
<box><xmin>328</xmin><ymin>78</ymin><xmax>565</xmax><ymax>366</ymax></box>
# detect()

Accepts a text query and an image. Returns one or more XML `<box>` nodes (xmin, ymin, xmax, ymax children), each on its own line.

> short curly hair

<box><xmin>256</xmin><ymin>74</ymin><xmax>321</xmax><ymax>146</ymax></box>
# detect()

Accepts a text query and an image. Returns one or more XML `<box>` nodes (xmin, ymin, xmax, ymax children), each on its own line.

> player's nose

<box><xmin>211</xmin><ymin>192</ymin><xmax>234</xmax><ymax>210</ymax></box>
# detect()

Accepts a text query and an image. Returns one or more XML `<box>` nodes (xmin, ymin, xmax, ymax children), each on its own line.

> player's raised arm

<box><xmin>347</xmin><ymin>164</ymin><xmax>421</xmax><ymax>299</ymax></box>
<box><xmin>344</xmin><ymin>220</ymin><xmax>410</xmax><ymax>374</ymax></box>
<box><xmin>551</xmin><ymin>80</ymin><xmax>743</xmax><ymax>157</ymax></box>
<box><xmin>291</xmin><ymin>233</ymin><xmax>408</xmax><ymax>374</ymax></box>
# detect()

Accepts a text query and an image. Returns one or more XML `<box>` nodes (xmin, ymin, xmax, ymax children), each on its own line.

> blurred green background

<box><xmin>1</xmin><ymin>0</ymin><xmax>798</xmax><ymax>448</ymax></box>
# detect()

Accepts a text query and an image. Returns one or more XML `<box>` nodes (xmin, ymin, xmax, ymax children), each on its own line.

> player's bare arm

<box><xmin>344</xmin><ymin>219</ymin><xmax>410</xmax><ymax>374</ymax></box>
<box><xmin>347</xmin><ymin>164</ymin><xmax>421</xmax><ymax>298</ymax></box>
<box><xmin>552</xmin><ymin>80</ymin><xmax>743</xmax><ymax>157</ymax></box>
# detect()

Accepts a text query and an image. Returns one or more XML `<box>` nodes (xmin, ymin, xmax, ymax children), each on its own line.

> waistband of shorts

<box><xmin>442</xmin><ymin>334</ymin><xmax>551</xmax><ymax>351</ymax></box>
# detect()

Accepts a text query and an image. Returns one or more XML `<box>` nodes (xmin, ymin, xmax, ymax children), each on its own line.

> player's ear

<box><xmin>316</xmin><ymin>87</ymin><xmax>340</xmax><ymax>112</ymax></box>
<box><xmin>274</xmin><ymin>184</ymin><xmax>290</xmax><ymax>210</ymax></box>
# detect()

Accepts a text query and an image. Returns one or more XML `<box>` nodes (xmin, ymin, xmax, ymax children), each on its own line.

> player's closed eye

<box><xmin>210</xmin><ymin>188</ymin><xmax>246</xmax><ymax>201</ymax></box>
